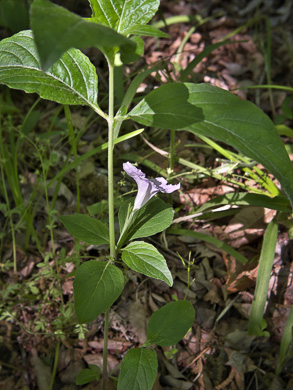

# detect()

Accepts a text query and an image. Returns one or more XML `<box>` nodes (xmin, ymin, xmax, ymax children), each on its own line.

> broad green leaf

<box><xmin>122</xmin><ymin>241</ymin><xmax>173</xmax><ymax>286</ymax></box>
<box><xmin>123</xmin><ymin>25</ymin><xmax>169</xmax><ymax>38</ymax></box>
<box><xmin>74</xmin><ymin>261</ymin><xmax>124</xmax><ymax>323</ymax></box>
<box><xmin>31</xmin><ymin>0</ymin><xmax>137</xmax><ymax>71</ymax></box>
<box><xmin>129</xmin><ymin>83</ymin><xmax>293</xmax><ymax>207</ymax></box>
<box><xmin>0</xmin><ymin>30</ymin><xmax>98</xmax><ymax>107</ymax></box>
<box><xmin>59</xmin><ymin>214</ymin><xmax>109</xmax><ymax>245</ymax></box>
<box><xmin>89</xmin><ymin>0</ymin><xmax>160</xmax><ymax>34</ymax></box>
<box><xmin>88</xmin><ymin>0</ymin><xmax>119</xmax><ymax>28</ymax></box>
<box><xmin>248</xmin><ymin>218</ymin><xmax>278</xmax><ymax>336</ymax></box>
<box><xmin>117</xmin><ymin>348</ymin><xmax>157</xmax><ymax>390</ymax></box>
<box><xmin>146</xmin><ymin>301</ymin><xmax>195</xmax><ymax>347</ymax></box>
<box><xmin>76</xmin><ymin>365</ymin><xmax>100</xmax><ymax>385</ymax></box>
<box><xmin>132</xmin><ymin>35</ymin><xmax>145</xmax><ymax>58</ymax></box>
<box><xmin>117</xmin><ymin>0</ymin><xmax>160</xmax><ymax>33</ymax></box>
<box><xmin>118</xmin><ymin>197</ymin><xmax>174</xmax><ymax>248</ymax></box>
<box><xmin>0</xmin><ymin>0</ymin><xmax>30</xmax><ymax>33</ymax></box>
<box><xmin>195</xmin><ymin>193</ymin><xmax>291</xmax><ymax>214</ymax></box>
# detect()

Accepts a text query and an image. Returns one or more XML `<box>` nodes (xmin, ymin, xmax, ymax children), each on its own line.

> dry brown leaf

<box><xmin>88</xmin><ymin>339</ymin><xmax>131</xmax><ymax>353</ymax></box>
<box><xmin>223</xmin><ymin>254</ymin><xmax>258</xmax><ymax>294</ymax></box>
<box><xmin>128</xmin><ymin>298</ymin><xmax>148</xmax><ymax>343</ymax></box>
<box><xmin>83</xmin><ymin>353</ymin><xmax>118</xmax><ymax>374</ymax></box>
<box><xmin>223</xmin><ymin>207</ymin><xmax>266</xmax><ymax>248</ymax></box>
<box><xmin>271</xmin><ymin>306</ymin><xmax>292</xmax><ymax>342</ymax></box>
<box><xmin>148</xmin><ymin>293</ymin><xmax>159</xmax><ymax>312</ymax></box>
<box><xmin>203</xmin><ymin>282</ymin><xmax>223</xmax><ymax>305</ymax></box>
<box><xmin>233</xmin><ymin>302</ymin><xmax>251</xmax><ymax>320</ymax></box>
<box><xmin>180</xmin><ymin>185</ymin><xmax>234</xmax><ymax>207</ymax></box>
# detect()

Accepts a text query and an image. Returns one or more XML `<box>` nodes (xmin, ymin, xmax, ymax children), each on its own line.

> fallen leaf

<box><xmin>223</xmin><ymin>254</ymin><xmax>258</xmax><ymax>294</ymax></box>
<box><xmin>128</xmin><ymin>298</ymin><xmax>148</xmax><ymax>343</ymax></box>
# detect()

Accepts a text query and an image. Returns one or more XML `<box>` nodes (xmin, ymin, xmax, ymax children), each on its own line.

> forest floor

<box><xmin>0</xmin><ymin>0</ymin><xmax>293</xmax><ymax>389</ymax></box>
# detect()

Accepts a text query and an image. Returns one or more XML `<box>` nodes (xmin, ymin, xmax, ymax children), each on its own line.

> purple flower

<box><xmin>123</xmin><ymin>162</ymin><xmax>180</xmax><ymax>212</ymax></box>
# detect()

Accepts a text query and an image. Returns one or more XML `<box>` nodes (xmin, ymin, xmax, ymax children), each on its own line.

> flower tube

<box><xmin>123</xmin><ymin>162</ymin><xmax>180</xmax><ymax>212</ymax></box>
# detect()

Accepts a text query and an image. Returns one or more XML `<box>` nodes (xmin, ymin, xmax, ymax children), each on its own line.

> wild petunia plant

<box><xmin>1</xmin><ymin>0</ymin><xmax>293</xmax><ymax>388</ymax></box>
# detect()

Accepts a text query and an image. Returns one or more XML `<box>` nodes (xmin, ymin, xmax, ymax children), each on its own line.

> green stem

<box><xmin>102</xmin><ymin>57</ymin><xmax>116</xmax><ymax>390</ymax></box>
<box><xmin>107</xmin><ymin>60</ymin><xmax>116</xmax><ymax>261</ymax></box>
<box><xmin>49</xmin><ymin>340</ymin><xmax>60</xmax><ymax>390</ymax></box>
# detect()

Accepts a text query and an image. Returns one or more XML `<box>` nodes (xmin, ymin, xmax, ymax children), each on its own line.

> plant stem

<box><xmin>107</xmin><ymin>60</ymin><xmax>116</xmax><ymax>261</ymax></box>
<box><xmin>102</xmin><ymin>58</ymin><xmax>116</xmax><ymax>390</ymax></box>
<box><xmin>49</xmin><ymin>339</ymin><xmax>60</xmax><ymax>390</ymax></box>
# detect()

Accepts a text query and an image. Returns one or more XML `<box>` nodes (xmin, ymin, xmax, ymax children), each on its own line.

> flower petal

<box><xmin>149</xmin><ymin>177</ymin><xmax>181</xmax><ymax>193</ymax></box>
<box><xmin>123</xmin><ymin>162</ymin><xmax>180</xmax><ymax>211</ymax></box>
<box><xmin>123</xmin><ymin>162</ymin><xmax>146</xmax><ymax>182</ymax></box>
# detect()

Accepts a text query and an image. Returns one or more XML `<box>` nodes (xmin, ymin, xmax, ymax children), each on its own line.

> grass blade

<box><xmin>248</xmin><ymin>218</ymin><xmax>278</xmax><ymax>336</ymax></box>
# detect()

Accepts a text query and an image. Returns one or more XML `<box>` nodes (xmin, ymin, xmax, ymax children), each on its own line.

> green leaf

<box><xmin>118</xmin><ymin>0</ymin><xmax>160</xmax><ymax>34</ymax></box>
<box><xmin>248</xmin><ymin>218</ymin><xmax>278</xmax><ymax>336</ymax></box>
<box><xmin>0</xmin><ymin>30</ymin><xmax>98</xmax><ymax>107</ymax></box>
<box><xmin>129</xmin><ymin>83</ymin><xmax>293</xmax><ymax>207</ymax></box>
<box><xmin>0</xmin><ymin>0</ymin><xmax>30</xmax><ymax>33</ymax></box>
<box><xmin>146</xmin><ymin>301</ymin><xmax>195</xmax><ymax>347</ymax></box>
<box><xmin>74</xmin><ymin>261</ymin><xmax>124</xmax><ymax>323</ymax></box>
<box><xmin>76</xmin><ymin>365</ymin><xmax>100</xmax><ymax>385</ymax></box>
<box><xmin>122</xmin><ymin>241</ymin><xmax>173</xmax><ymax>286</ymax></box>
<box><xmin>30</xmin><ymin>0</ymin><xmax>137</xmax><ymax>71</ymax></box>
<box><xmin>276</xmin><ymin>306</ymin><xmax>293</xmax><ymax>375</ymax></box>
<box><xmin>118</xmin><ymin>197</ymin><xmax>174</xmax><ymax>248</ymax></box>
<box><xmin>88</xmin><ymin>0</ymin><xmax>118</xmax><ymax>28</ymax></box>
<box><xmin>132</xmin><ymin>35</ymin><xmax>145</xmax><ymax>58</ymax></box>
<box><xmin>117</xmin><ymin>348</ymin><xmax>158</xmax><ymax>390</ymax></box>
<box><xmin>89</xmin><ymin>0</ymin><xmax>160</xmax><ymax>34</ymax></box>
<box><xmin>123</xmin><ymin>24</ymin><xmax>169</xmax><ymax>38</ymax></box>
<box><xmin>59</xmin><ymin>214</ymin><xmax>109</xmax><ymax>245</ymax></box>
<box><xmin>88</xmin><ymin>197</ymin><xmax>124</xmax><ymax>217</ymax></box>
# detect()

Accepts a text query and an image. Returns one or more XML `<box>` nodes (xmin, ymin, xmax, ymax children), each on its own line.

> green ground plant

<box><xmin>0</xmin><ymin>0</ymin><xmax>293</xmax><ymax>388</ymax></box>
